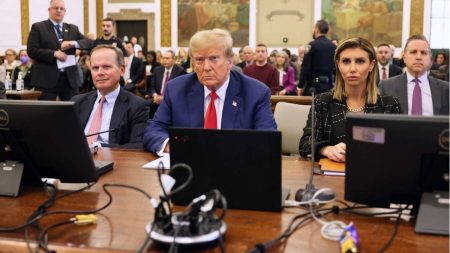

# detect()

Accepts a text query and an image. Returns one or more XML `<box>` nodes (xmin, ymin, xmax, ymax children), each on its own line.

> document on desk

<box><xmin>318</xmin><ymin>158</ymin><xmax>345</xmax><ymax>176</ymax></box>
<box><xmin>143</xmin><ymin>153</ymin><xmax>170</xmax><ymax>170</ymax></box>
<box><xmin>57</xmin><ymin>55</ymin><xmax>76</xmax><ymax>69</ymax></box>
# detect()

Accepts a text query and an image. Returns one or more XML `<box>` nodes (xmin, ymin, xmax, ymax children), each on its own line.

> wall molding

<box><xmin>410</xmin><ymin>0</ymin><xmax>424</xmax><ymax>36</ymax></box>
<box><xmin>21</xmin><ymin>0</ymin><xmax>29</xmax><ymax>45</ymax></box>
<box><xmin>160</xmin><ymin>0</ymin><xmax>171</xmax><ymax>47</ymax></box>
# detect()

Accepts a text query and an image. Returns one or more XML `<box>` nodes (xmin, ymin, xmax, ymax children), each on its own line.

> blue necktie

<box><xmin>55</xmin><ymin>24</ymin><xmax>63</xmax><ymax>41</ymax></box>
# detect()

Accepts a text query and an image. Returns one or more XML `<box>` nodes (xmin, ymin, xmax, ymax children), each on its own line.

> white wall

<box><xmin>0</xmin><ymin>0</ymin><xmax>22</xmax><ymax>52</ymax></box>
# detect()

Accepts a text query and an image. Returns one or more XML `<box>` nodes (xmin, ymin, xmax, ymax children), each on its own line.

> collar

<box><xmin>49</xmin><ymin>19</ymin><xmax>62</xmax><ymax>27</ymax></box>
<box><xmin>378</xmin><ymin>63</ymin><xmax>388</xmax><ymax>69</ymax></box>
<box><xmin>165</xmin><ymin>66</ymin><xmax>174</xmax><ymax>73</ymax></box>
<box><xmin>203</xmin><ymin>75</ymin><xmax>230</xmax><ymax>100</ymax></box>
<box><xmin>97</xmin><ymin>85</ymin><xmax>121</xmax><ymax>104</ymax></box>
<box><xmin>406</xmin><ymin>70</ymin><xmax>427</xmax><ymax>84</ymax></box>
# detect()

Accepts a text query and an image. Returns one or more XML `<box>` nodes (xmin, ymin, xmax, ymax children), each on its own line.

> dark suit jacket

<box><xmin>379</xmin><ymin>73</ymin><xmax>449</xmax><ymax>115</ymax></box>
<box><xmin>299</xmin><ymin>35</ymin><xmax>336</xmax><ymax>92</ymax></box>
<box><xmin>124</xmin><ymin>55</ymin><xmax>144</xmax><ymax>91</ymax></box>
<box><xmin>27</xmin><ymin>19</ymin><xmax>93</xmax><ymax>89</ymax></box>
<box><xmin>376</xmin><ymin>64</ymin><xmax>403</xmax><ymax>85</ymax></box>
<box><xmin>236</xmin><ymin>61</ymin><xmax>247</xmax><ymax>70</ymax></box>
<box><xmin>0</xmin><ymin>81</ymin><xmax>5</xmax><ymax>99</ymax></box>
<box><xmin>149</xmin><ymin>65</ymin><xmax>186</xmax><ymax>95</ymax></box>
<box><xmin>299</xmin><ymin>92</ymin><xmax>401</xmax><ymax>159</ymax></box>
<box><xmin>143</xmin><ymin>70</ymin><xmax>277</xmax><ymax>154</ymax></box>
<box><xmin>71</xmin><ymin>88</ymin><xmax>149</xmax><ymax>149</ymax></box>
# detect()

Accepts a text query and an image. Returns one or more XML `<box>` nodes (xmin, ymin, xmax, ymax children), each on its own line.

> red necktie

<box><xmin>204</xmin><ymin>91</ymin><xmax>217</xmax><ymax>129</ymax></box>
<box><xmin>411</xmin><ymin>79</ymin><xmax>422</xmax><ymax>115</ymax></box>
<box><xmin>87</xmin><ymin>96</ymin><xmax>106</xmax><ymax>144</ymax></box>
<box><xmin>382</xmin><ymin>67</ymin><xmax>387</xmax><ymax>80</ymax></box>
<box><xmin>161</xmin><ymin>71</ymin><xmax>170</xmax><ymax>95</ymax></box>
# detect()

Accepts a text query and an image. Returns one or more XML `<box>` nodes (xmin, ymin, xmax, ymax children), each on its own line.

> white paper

<box><xmin>143</xmin><ymin>153</ymin><xmax>170</xmax><ymax>170</ymax></box>
<box><xmin>57</xmin><ymin>55</ymin><xmax>76</xmax><ymax>69</ymax></box>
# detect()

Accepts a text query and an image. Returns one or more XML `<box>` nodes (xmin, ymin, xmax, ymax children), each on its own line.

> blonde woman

<box><xmin>299</xmin><ymin>37</ymin><xmax>401</xmax><ymax>162</ymax></box>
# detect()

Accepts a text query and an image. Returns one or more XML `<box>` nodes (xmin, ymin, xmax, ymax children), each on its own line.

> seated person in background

<box><xmin>143</xmin><ymin>28</ymin><xmax>277</xmax><ymax>155</ymax></box>
<box><xmin>148</xmin><ymin>50</ymin><xmax>186</xmax><ymax>118</ymax></box>
<box><xmin>299</xmin><ymin>37</ymin><xmax>401</xmax><ymax>162</ymax></box>
<box><xmin>71</xmin><ymin>45</ymin><xmax>149</xmax><ymax>149</ymax></box>
<box><xmin>123</xmin><ymin>41</ymin><xmax>144</xmax><ymax>93</ymax></box>
<box><xmin>380</xmin><ymin>35</ymin><xmax>449</xmax><ymax>116</ymax></box>
<box><xmin>275</xmin><ymin>51</ymin><xmax>296</xmax><ymax>95</ymax></box>
<box><xmin>12</xmin><ymin>49</ymin><xmax>33</xmax><ymax>89</ymax></box>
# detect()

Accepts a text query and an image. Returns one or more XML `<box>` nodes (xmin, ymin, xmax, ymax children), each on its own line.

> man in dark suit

<box><xmin>71</xmin><ymin>45</ymin><xmax>149</xmax><ymax>149</ymax></box>
<box><xmin>27</xmin><ymin>0</ymin><xmax>93</xmax><ymax>101</ymax></box>
<box><xmin>143</xmin><ymin>29</ymin><xmax>276</xmax><ymax>155</ymax></box>
<box><xmin>376</xmin><ymin>43</ymin><xmax>403</xmax><ymax>84</ymax></box>
<box><xmin>298</xmin><ymin>20</ymin><xmax>336</xmax><ymax>96</ymax></box>
<box><xmin>380</xmin><ymin>35</ymin><xmax>449</xmax><ymax>115</ymax></box>
<box><xmin>235</xmin><ymin>46</ymin><xmax>253</xmax><ymax>70</ymax></box>
<box><xmin>123</xmin><ymin>41</ymin><xmax>144</xmax><ymax>93</ymax></box>
<box><xmin>148</xmin><ymin>50</ymin><xmax>186</xmax><ymax>118</ymax></box>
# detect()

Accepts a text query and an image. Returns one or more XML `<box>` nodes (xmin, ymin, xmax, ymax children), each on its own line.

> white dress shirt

<box><xmin>84</xmin><ymin>85</ymin><xmax>121</xmax><ymax>144</ymax></box>
<box><xmin>203</xmin><ymin>75</ymin><xmax>230</xmax><ymax>129</ymax></box>
<box><xmin>406</xmin><ymin>71</ymin><xmax>434</xmax><ymax>116</ymax></box>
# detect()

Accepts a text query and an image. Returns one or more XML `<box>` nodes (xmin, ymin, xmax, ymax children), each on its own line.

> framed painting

<box><xmin>178</xmin><ymin>0</ymin><xmax>250</xmax><ymax>47</ymax></box>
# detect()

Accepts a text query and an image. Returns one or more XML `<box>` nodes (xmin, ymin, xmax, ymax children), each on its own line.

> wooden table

<box><xmin>270</xmin><ymin>95</ymin><xmax>312</xmax><ymax>111</ymax></box>
<box><xmin>0</xmin><ymin>149</ymin><xmax>447</xmax><ymax>252</ymax></box>
<box><xmin>6</xmin><ymin>90</ymin><xmax>42</xmax><ymax>100</ymax></box>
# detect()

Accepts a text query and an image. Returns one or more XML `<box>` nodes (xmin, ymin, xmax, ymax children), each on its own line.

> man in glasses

<box><xmin>27</xmin><ymin>0</ymin><xmax>93</xmax><ymax>100</ymax></box>
<box><xmin>143</xmin><ymin>29</ymin><xmax>277</xmax><ymax>155</ymax></box>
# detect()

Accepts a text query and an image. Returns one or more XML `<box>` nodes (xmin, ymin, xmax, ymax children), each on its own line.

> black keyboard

<box><xmin>94</xmin><ymin>160</ymin><xmax>114</xmax><ymax>176</ymax></box>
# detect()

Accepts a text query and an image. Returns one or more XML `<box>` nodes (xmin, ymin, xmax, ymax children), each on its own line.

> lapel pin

<box><xmin>64</xmin><ymin>29</ymin><xmax>68</xmax><ymax>32</ymax></box>
<box><xmin>232</xmin><ymin>101</ymin><xmax>237</xmax><ymax>107</ymax></box>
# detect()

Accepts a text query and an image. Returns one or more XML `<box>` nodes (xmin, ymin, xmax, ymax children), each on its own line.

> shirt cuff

<box><xmin>156</xmin><ymin>138</ymin><xmax>169</xmax><ymax>157</ymax></box>
<box><xmin>74</xmin><ymin>41</ymin><xmax>80</xmax><ymax>49</ymax></box>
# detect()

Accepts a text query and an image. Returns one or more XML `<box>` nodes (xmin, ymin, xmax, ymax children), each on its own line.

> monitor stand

<box><xmin>0</xmin><ymin>129</ymin><xmax>44</xmax><ymax>197</ymax></box>
<box><xmin>415</xmin><ymin>191</ymin><xmax>449</xmax><ymax>235</ymax></box>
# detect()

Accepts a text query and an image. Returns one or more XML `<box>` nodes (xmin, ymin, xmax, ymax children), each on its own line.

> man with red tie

<box><xmin>143</xmin><ymin>29</ymin><xmax>277</xmax><ymax>155</ymax></box>
<box><xmin>375</xmin><ymin>43</ymin><xmax>403</xmax><ymax>85</ymax></box>
<box><xmin>148</xmin><ymin>50</ymin><xmax>186</xmax><ymax>118</ymax></box>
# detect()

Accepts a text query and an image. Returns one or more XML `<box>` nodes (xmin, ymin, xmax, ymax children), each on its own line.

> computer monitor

<box><xmin>345</xmin><ymin>113</ymin><xmax>449</xmax><ymax>208</ymax></box>
<box><xmin>0</xmin><ymin>100</ymin><xmax>99</xmax><ymax>193</ymax></box>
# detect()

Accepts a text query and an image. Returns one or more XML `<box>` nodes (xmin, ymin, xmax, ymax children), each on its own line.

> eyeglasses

<box><xmin>193</xmin><ymin>55</ymin><xmax>222</xmax><ymax>66</ymax></box>
<box><xmin>50</xmin><ymin>7</ymin><xmax>66</xmax><ymax>12</ymax></box>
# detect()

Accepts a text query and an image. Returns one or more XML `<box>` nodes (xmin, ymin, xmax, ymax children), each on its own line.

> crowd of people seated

<box><xmin>0</xmin><ymin>0</ymin><xmax>448</xmax><ymax>159</ymax></box>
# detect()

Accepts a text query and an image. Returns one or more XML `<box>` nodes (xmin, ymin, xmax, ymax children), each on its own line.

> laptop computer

<box><xmin>168</xmin><ymin>128</ymin><xmax>287</xmax><ymax>212</ymax></box>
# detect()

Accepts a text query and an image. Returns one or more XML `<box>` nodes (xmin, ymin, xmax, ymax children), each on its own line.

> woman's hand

<box><xmin>320</xmin><ymin>142</ymin><xmax>346</xmax><ymax>163</ymax></box>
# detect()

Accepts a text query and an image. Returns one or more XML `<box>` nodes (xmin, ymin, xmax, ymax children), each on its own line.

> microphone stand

<box><xmin>295</xmin><ymin>89</ymin><xmax>319</xmax><ymax>202</ymax></box>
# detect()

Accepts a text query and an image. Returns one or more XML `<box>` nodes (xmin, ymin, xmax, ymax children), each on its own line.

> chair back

<box><xmin>274</xmin><ymin>102</ymin><xmax>310</xmax><ymax>155</ymax></box>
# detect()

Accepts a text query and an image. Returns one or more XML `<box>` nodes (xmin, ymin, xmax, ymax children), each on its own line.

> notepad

<box><xmin>318</xmin><ymin>158</ymin><xmax>345</xmax><ymax>176</ymax></box>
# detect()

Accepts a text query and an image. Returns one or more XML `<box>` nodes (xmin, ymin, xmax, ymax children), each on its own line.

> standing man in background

<box><xmin>93</xmin><ymin>18</ymin><xmax>128</xmax><ymax>57</ymax></box>
<box><xmin>298</xmin><ymin>20</ymin><xmax>336</xmax><ymax>96</ymax></box>
<box><xmin>27</xmin><ymin>0</ymin><xmax>93</xmax><ymax>100</ymax></box>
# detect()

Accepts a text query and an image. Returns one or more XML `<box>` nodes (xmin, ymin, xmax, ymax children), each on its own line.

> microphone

<box><xmin>295</xmin><ymin>88</ymin><xmax>334</xmax><ymax>203</ymax></box>
<box><xmin>85</xmin><ymin>128</ymin><xmax>117</xmax><ymax>138</ymax></box>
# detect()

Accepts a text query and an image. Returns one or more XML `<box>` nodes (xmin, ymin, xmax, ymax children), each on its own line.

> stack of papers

<box><xmin>142</xmin><ymin>153</ymin><xmax>170</xmax><ymax>170</ymax></box>
<box><xmin>318</xmin><ymin>158</ymin><xmax>345</xmax><ymax>176</ymax></box>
